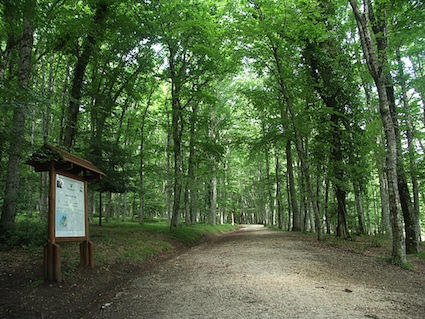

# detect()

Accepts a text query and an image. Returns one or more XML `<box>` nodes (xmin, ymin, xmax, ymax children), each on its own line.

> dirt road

<box><xmin>85</xmin><ymin>225</ymin><xmax>425</xmax><ymax>319</ymax></box>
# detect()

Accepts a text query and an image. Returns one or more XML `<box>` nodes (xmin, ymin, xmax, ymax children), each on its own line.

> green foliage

<box><xmin>0</xmin><ymin>219</ymin><xmax>47</xmax><ymax>250</ymax></box>
<box><xmin>88</xmin><ymin>221</ymin><xmax>237</xmax><ymax>265</ymax></box>
<box><xmin>170</xmin><ymin>224</ymin><xmax>238</xmax><ymax>246</ymax></box>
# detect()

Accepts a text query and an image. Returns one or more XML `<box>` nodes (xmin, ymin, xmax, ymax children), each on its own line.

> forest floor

<box><xmin>1</xmin><ymin>225</ymin><xmax>425</xmax><ymax>319</ymax></box>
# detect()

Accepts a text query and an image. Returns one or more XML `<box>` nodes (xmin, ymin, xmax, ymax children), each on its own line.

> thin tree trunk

<box><xmin>99</xmin><ymin>191</ymin><xmax>103</xmax><ymax>226</ymax></box>
<box><xmin>210</xmin><ymin>163</ymin><xmax>217</xmax><ymax>226</ymax></box>
<box><xmin>275</xmin><ymin>148</ymin><xmax>283</xmax><ymax>230</ymax></box>
<box><xmin>165</xmin><ymin>105</ymin><xmax>173</xmax><ymax>225</ymax></box>
<box><xmin>287</xmin><ymin>140</ymin><xmax>300</xmax><ymax>231</ymax></box>
<box><xmin>324</xmin><ymin>178</ymin><xmax>331</xmax><ymax>234</ymax></box>
<box><xmin>106</xmin><ymin>191</ymin><xmax>112</xmax><ymax>223</ymax></box>
<box><xmin>354</xmin><ymin>182</ymin><xmax>366</xmax><ymax>234</ymax></box>
<box><xmin>264</xmin><ymin>146</ymin><xmax>274</xmax><ymax>226</ymax></box>
<box><xmin>186</xmin><ymin>104</ymin><xmax>198</xmax><ymax>225</ymax></box>
<box><xmin>138</xmin><ymin>92</ymin><xmax>153</xmax><ymax>224</ymax></box>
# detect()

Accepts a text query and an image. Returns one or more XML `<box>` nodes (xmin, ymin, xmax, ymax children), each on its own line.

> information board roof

<box><xmin>27</xmin><ymin>144</ymin><xmax>106</xmax><ymax>179</ymax></box>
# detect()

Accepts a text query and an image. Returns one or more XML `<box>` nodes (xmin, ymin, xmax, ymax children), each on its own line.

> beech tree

<box><xmin>349</xmin><ymin>0</ymin><xmax>406</xmax><ymax>263</ymax></box>
<box><xmin>1</xmin><ymin>0</ymin><xmax>36</xmax><ymax>232</ymax></box>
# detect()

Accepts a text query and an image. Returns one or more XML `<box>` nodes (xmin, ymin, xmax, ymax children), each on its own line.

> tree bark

<box><xmin>210</xmin><ymin>163</ymin><xmax>217</xmax><ymax>226</ymax></box>
<box><xmin>138</xmin><ymin>91</ymin><xmax>153</xmax><ymax>224</ymax></box>
<box><xmin>395</xmin><ymin>47</ymin><xmax>420</xmax><ymax>254</ymax></box>
<box><xmin>169</xmin><ymin>44</ymin><xmax>184</xmax><ymax>229</ymax></box>
<box><xmin>286</xmin><ymin>140</ymin><xmax>300</xmax><ymax>231</ymax></box>
<box><xmin>354</xmin><ymin>182</ymin><xmax>366</xmax><ymax>234</ymax></box>
<box><xmin>349</xmin><ymin>0</ymin><xmax>406</xmax><ymax>263</ymax></box>
<box><xmin>186</xmin><ymin>104</ymin><xmax>198</xmax><ymax>225</ymax></box>
<box><xmin>271</xmin><ymin>45</ymin><xmax>321</xmax><ymax>238</ymax></box>
<box><xmin>275</xmin><ymin>148</ymin><xmax>283</xmax><ymax>230</ymax></box>
<box><xmin>1</xmin><ymin>0</ymin><xmax>35</xmax><ymax>232</ymax></box>
<box><xmin>62</xmin><ymin>2</ymin><xmax>108</xmax><ymax>148</ymax></box>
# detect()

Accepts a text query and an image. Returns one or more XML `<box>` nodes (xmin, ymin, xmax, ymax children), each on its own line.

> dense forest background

<box><xmin>1</xmin><ymin>0</ymin><xmax>424</xmax><ymax>264</ymax></box>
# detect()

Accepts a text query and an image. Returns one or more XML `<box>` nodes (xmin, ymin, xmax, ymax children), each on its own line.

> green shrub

<box><xmin>0</xmin><ymin>220</ymin><xmax>47</xmax><ymax>250</ymax></box>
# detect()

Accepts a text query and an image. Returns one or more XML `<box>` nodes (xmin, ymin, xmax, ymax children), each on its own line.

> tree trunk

<box><xmin>1</xmin><ymin>1</ymin><xmax>34</xmax><ymax>232</ymax></box>
<box><xmin>378</xmin><ymin>164</ymin><xmax>391</xmax><ymax>235</ymax></box>
<box><xmin>275</xmin><ymin>148</ymin><xmax>283</xmax><ymax>230</ymax></box>
<box><xmin>106</xmin><ymin>191</ymin><xmax>112</xmax><ymax>223</ymax></box>
<box><xmin>324</xmin><ymin>178</ymin><xmax>331</xmax><ymax>234</ymax></box>
<box><xmin>62</xmin><ymin>3</ymin><xmax>108</xmax><ymax>148</ymax></box>
<box><xmin>187</xmin><ymin>104</ymin><xmax>198</xmax><ymax>225</ymax></box>
<box><xmin>354</xmin><ymin>182</ymin><xmax>366</xmax><ymax>234</ymax></box>
<box><xmin>210</xmin><ymin>163</ymin><xmax>217</xmax><ymax>226</ymax></box>
<box><xmin>349</xmin><ymin>0</ymin><xmax>406</xmax><ymax>264</ymax></box>
<box><xmin>169</xmin><ymin>44</ymin><xmax>184</xmax><ymax>229</ymax></box>
<box><xmin>287</xmin><ymin>140</ymin><xmax>300</xmax><ymax>231</ymax></box>
<box><xmin>271</xmin><ymin>45</ymin><xmax>321</xmax><ymax>237</ymax></box>
<box><xmin>396</xmin><ymin>47</ymin><xmax>420</xmax><ymax>254</ymax></box>
<box><xmin>385</xmin><ymin>71</ymin><xmax>418</xmax><ymax>254</ymax></box>
<box><xmin>264</xmin><ymin>146</ymin><xmax>274</xmax><ymax>226</ymax></box>
<box><xmin>138</xmin><ymin>94</ymin><xmax>152</xmax><ymax>224</ymax></box>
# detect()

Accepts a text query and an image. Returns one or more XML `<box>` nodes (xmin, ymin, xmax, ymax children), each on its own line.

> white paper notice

<box><xmin>55</xmin><ymin>174</ymin><xmax>85</xmax><ymax>237</ymax></box>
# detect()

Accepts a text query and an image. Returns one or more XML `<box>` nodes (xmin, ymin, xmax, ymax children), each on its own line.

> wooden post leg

<box><xmin>43</xmin><ymin>244</ymin><xmax>49</xmax><ymax>280</ymax></box>
<box><xmin>80</xmin><ymin>241</ymin><xmax>88</xmax><ymax>268</ymax></box>
<box><xmin>44</xmin><ymin>243</ymin><xmax>61</xmax><ymax>282</ymax></box>
<box><xmin>53</xmin><ymin>243</ymin><xmax>61</xmax><ymax>282</ymax></box>
<box><xmin>88</xmin><ymin>241</ymin><xmax>94</xmax><ymax>269</ymax></box>
<box><xmin>46</xmin><ymin>243</ymin><xmax>54</xmax><ymax>281</ymax></box>
<box><xmin>80</xmin><ymin>241</ymin><xmax>94</xmax><ymax>269</ymax></box>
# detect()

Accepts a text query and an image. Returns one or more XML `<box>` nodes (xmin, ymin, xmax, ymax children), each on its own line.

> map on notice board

<box><xmin>55</xmin><ymin>174</ymin><xmax>85</xmax><ymax>237</ymax></box>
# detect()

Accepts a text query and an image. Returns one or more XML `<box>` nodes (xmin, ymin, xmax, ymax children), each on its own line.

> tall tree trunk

<box><xmin>1</xmin><ymin>1</ymin><xmax>35</xmax><ymax>232</ymax></box>
<box><xmin>304</xmin><ymin>35</ymin><xmax>351</xmax><ymax>239</ymax></box>
<box><xmin>272</xmin><ymin>45</ymin><xmax>321</xmax><ymax>238</ymax></box>
<box><xmin>324</xmin><ymin>178</ymin><xmax>331</xmax><ymax>234</ymax></box>
<box><xmin>286</xmin><ymin>140</ymin><xmax>300</xmax><ymax>231</ymax></box>
<box><xmin>265</xmin><ymin>147</ymin><xmax>275</xmax><ymax>226</ymax></box>
<box><xmin>165</xmin><ymin>113</ymin><xmax>173</xmax><ymax>226</ymax></box>
<box><xmin>62</xmin><ymin>3</ymin><xmax>108</xmax><ymax>148</ymax></box>
<box><xmin>354</xmin><ymin>182</ymin><xmax>366</xmax><ymax>234</ymax></box>
<box><xmin>169</xmin><ymin>45</ymin><xmax>184</xmax><ymax>229</ymax></box>
<box><xmin>275</xmin><ymin>148</ymin><xmax>283</xmax><ymax>230</ymax></box>
<box><xmin>210</xmin><ymin>162</ymin><xmax>217</xmax><ymax>226</ymax></box>
<box><xmin>349</xmin><ymin>0</ymin><xmax>406</xmax><ymax>264</ymax></box>
<box><xmin>378</xmin><ymin>161</ymin><xmax>391</xmax><ymax>235</ymax></box>
<box><xmin>385</xmin><ymin>73</ymin><xmax>417</xmax><ymax>254</ymax></box>
<box><xmin>395</xmin><ymin>47</ymin><xmax>420</xmax><ymax>254</ymax></box>
<box><xmin>408</xmin><ymin>53</ymin><xmax>425</xmax><ymax>125</ymax></box>
<box><xmin>186</xmin><ymin>104</ymin><xmax>198</xmax><ymax>225</ymax></box>
<box><xmin>138</xmin><ymin>93</ymin><xmax>152</xmax><ymax>224</ymax></box>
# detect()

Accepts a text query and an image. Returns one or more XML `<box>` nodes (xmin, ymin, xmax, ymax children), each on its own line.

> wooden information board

<box><xmin>27</xmin><ymin>144</ymin><xmax>105</xmax><ymax>282</ymax></box>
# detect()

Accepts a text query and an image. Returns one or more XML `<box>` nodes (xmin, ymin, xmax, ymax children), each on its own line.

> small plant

<box><xmin>386</xmin><ymin>256</ymin><xmax>413</xmax><ymax>270</ymax></box>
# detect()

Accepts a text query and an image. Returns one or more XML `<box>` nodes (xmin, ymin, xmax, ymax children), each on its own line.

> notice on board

<box><xmin>55</xmin><ymin>174</ymin><xmax>85</xmax><ymax>238</ymax></box>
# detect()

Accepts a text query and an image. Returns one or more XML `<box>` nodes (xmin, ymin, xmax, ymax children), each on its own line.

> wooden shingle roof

<box><xmin>27</xmin><ymin>144</ymin><xmax>105</xmax><ymax>179</ymax></box>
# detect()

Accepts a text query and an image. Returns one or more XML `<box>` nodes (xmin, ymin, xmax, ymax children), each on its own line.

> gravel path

<box><xmin>85</xmin><ymin>225</ymin><xmax>425</xmax><ymax>319</ymax></box>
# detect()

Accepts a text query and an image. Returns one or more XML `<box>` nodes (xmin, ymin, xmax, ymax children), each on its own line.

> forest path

<box><xmin>85</xmin><ymin>225</ymin><xmax>425</xmax><ymax>319</ymax></box>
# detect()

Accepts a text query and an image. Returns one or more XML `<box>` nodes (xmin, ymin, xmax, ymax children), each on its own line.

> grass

<box><xmin>0</xmin><ymin>218</ymin><xmax>238</xmax><ymax>275</ymax></box>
